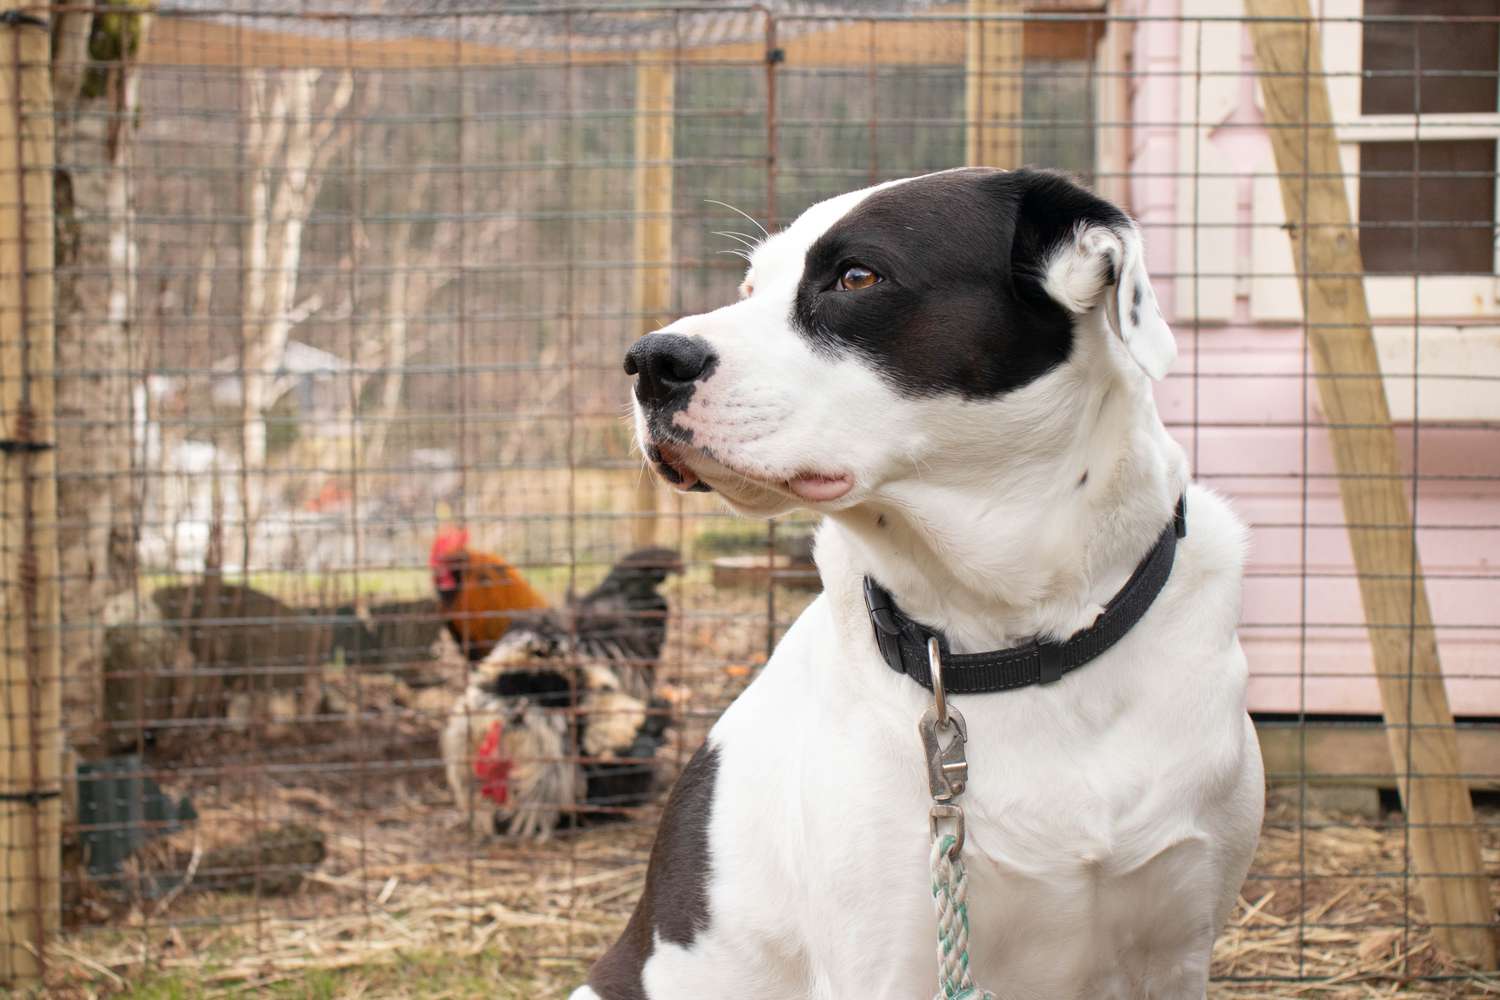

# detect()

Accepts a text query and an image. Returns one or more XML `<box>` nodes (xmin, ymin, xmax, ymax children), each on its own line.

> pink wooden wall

<box><xmin>1120</xmin><ymin>1</ymin><xmax>1499</xmax><ymax>717</ymax></box>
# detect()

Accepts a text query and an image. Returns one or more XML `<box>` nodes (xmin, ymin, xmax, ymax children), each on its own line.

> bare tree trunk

<box><xmin>51</xmin><ymin>8</ymin><xmax>152</xmax><ymax>753</ymax></box>
<box><xmin>361</xmin><ymin>265</ymin><xmax>411</xmax><ymax>469</ymax></box>
<box><xmin>237</xmin><ymin>68</ymin><xmax>352</xmax><ymax>519</ymax></box>
<box><xmin>347</xmin><ymin>165</ymin><xmax>520</xmax><ymax>470</ymax></box>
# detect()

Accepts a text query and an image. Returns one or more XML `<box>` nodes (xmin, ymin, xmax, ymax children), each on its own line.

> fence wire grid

<box><xmin>1</xmin><ymin>1</ymin><xmax>1499</xmax><ymax>996</ymax></box>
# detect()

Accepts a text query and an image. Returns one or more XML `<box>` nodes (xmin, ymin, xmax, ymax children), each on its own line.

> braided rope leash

<box><xmin>920</xmin><ymin>638</ymin><xmax>996</xmax><ymax>1000</ymax></box>
<box><xmin>931</xmin><ymin>833</ymin><xmax>994</xmax><ymax>1000</ymax></box>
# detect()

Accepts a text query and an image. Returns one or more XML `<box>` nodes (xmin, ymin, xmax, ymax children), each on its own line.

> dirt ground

<box><xmin>36</xmin><ymin>582</ymin><xmax>1500</xmax><ymax>998</ymax></box>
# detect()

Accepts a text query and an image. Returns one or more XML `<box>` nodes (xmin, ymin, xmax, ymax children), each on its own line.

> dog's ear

<box><xmin>1011</xmin><ymin>172</ymin><xmax>1176</xmax><ymax>381</ymax></box>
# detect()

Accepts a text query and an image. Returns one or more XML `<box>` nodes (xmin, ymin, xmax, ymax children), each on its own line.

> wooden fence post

<box><xmin>632</xmin><ymin>60</ymin><xmax>674</xmax><ymax>547</ymax></box>
<box><xmin>1245</xmin><ymin>0</ymin><xmax>1496</xmax><ymax>968</ymax></box>
<box><xmin>965</xmin><ymin>0</ymin><xmax>1023</xmax><ymax>167</ymax></box>
<box><xmin>0</xmin><ymin>11</ymin><xmax>61</xmax><ymax>988</ymax></box>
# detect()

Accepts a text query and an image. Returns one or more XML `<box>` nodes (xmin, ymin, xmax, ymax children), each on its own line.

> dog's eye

<box><xmin>837</xmin><ymin>264</ymin><xmax>880</xmax><ymax>291</ymax></box>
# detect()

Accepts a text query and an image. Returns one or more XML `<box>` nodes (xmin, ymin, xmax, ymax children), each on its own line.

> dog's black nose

<box><xmin>624</xmin><ymin>334</ymin><xmax>717</xmax><ymax>408</ymax></box>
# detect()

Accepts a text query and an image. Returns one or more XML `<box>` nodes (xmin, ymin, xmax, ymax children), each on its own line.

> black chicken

<box><xmin>564</xmin><ymin>545</ymin><xmax>682</xmax><ymax>689</ymax></box>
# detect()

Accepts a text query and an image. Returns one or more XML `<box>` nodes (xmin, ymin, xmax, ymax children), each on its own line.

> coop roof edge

<box><xmin>152</xmin><ymin>1</ymin><xmax>1106</xmax><ymax>54</ymax></box>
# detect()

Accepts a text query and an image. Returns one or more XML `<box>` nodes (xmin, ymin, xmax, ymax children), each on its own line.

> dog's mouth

<box><xmin>647</xmin><ymin>442</ymin><xmax>714</xmax><ymax>493</ymax></box>
<box><xmin>647</xmin><ymin>440</ymin><xmax>854</xmax><ymax>504</ymax></box>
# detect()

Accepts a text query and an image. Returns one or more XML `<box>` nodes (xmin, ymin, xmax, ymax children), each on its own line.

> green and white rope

<box><xmin>930</xmin><ymin>833</ymin><xmax>995</xmax><ymax>1000</ymax></box>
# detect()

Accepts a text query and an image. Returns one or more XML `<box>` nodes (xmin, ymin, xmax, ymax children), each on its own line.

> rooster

<box><xmin>437</xmin><ymin>545</ymin><xmax>682</xmax><ymax>837</ymax></box>
<box><xmin>430</xmin><ymin>529</ymin><xmax>681</xmax><ymax>682</ymax></box>
<box><xmin>429</xmin><ymin>527</ymin><xmax>550</xmax><ymax>662</ymax></box>
<box><xmin>441</xmin><ymin>631</ymin><xmax>580</xmax><ymax>838</ymax></box>
<box><xmin>441</xmin><ymin>626</ymin><xmax>674</xmax><ymax>837</ymax></box>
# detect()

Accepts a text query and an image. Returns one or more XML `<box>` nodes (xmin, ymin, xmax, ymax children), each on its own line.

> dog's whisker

<box><xmin>705</xmin><ymin>198</ymin><xmax>769</xmax><ymax>239</ymax></box>
<box><xmin>716</xmin><ymin>230</ymin><xmax>763</xmax><ymax>250</ymax></box>
<box><xmin>713</xmin><ymin>230</ymin><xmax>761</xmax><ymax>251</ymax></box>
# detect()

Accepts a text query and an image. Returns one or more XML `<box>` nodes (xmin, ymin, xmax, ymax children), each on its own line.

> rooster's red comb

<box><xmin>430</xmin><ymin>525</ymin><xmax>470</xmax><ymax>566</ymax></box>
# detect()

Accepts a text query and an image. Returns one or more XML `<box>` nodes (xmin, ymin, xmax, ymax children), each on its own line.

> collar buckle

<box><xmin>864</xmin><ymin>576</ymin><xmax>910</xmax><ymax>674</ymax></box>
<box><xmin>1036</xmin><ymin>640</ymin><xmax>1066</xmax><ymax>685</ymax></box>
<box><xmin>862</xmin><ymin>576</ymin><xmax>902</xmax><ymax>636</ymax></box>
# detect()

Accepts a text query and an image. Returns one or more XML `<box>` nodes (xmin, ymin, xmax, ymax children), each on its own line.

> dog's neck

<box><xmin>822</xmin><ymin>348</ymin><xmax>1188</xmax><ymax>653</ymax></box>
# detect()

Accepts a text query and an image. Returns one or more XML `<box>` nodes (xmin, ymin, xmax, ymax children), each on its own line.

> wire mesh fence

<box><xmin>1</xmin><ymin>1</ymin><xmax>1498</xmax><ymax>995</ymax></box>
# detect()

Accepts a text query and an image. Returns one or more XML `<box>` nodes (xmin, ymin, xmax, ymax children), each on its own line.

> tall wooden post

<box><xmin>0</xmin><ymin>12</ymin><xmax>61</xmax><ymax>987</ymax></box>
<box><xmin>632</xmin><ymin>60</ymin><xmax>674</xmax><ymax>546</ymax></box>
<box><xmin>1246</xmin><ymin>0</ymin><xmax>1496</xmax><ymax>968</ymax></box>
<box><xmin>965</xmin><ymin>0</ymin><xmax>1023</xmax><ymax>167</ymax></box>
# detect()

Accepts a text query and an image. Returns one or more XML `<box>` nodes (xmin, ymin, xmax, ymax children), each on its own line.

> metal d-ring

<box><xmin>927</xmin><ymin>635</ymin><xmax>947</xmax><ymax>728</ymax></box>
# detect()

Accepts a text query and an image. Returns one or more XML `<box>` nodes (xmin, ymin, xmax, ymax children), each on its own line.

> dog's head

<box><xmin>626</xmin><ymin>168</ymin><xmax>1173</xmax><ymax>518</ymax></box>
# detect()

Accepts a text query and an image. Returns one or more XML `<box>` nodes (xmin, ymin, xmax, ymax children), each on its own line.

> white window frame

<box><xmin>1323</xmin><ymin>0</ymin><xmax>1500</xmax><ymax>319</ymax></box>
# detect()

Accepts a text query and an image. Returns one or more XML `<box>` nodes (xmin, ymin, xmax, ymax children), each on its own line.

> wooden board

<box><xmin>966</xmin><ymin>0</ymin><xmax>1025</xmax><ymax>167</ymax></box>
<box><xmin>139</xmin><ymin>6</ymin><xmax>1104</xmax><ymax>72</ymax></box>
<box><xmin>1258</xmin><ymin>720</ymin><xmax>1500</xmax><ymax>792</ymax></box>
<box><xmin>1245</xmin><ymin>0</ymin><xmax>1496</xmax><ymax>968</ymax></box>
<box><xmin>711</xmin><ymin>554</ymin><xmax>821</xmax><ymax>592</ymax></box>
<box><xmin>631</xmin><ymin>62</ymin><xmax>675</xmax><ymax>547</ymax></box>
<box><xmin>0</xmin><ymin>14</ymin><xmax>60</xmax><ymax>988</ymax></box>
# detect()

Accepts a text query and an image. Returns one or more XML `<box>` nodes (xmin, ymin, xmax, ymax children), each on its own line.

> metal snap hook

<box><xmin>918</xmin><ymin>703</ymin><xmax>969</xmax><ymax>802</ymax></box>
<box><xmin>927</xmin><ymin>635</ymin><xmax>947</xmax><ymax>728</ymax></box>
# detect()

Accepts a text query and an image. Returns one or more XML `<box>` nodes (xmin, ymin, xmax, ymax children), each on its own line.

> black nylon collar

<box><xmin>863</xmin><ymin>496</ymin><xmax>1186</xmax><ymax>694</ymax></box>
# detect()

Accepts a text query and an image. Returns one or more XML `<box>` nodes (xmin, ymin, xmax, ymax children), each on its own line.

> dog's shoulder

<box><xmin>586</xmin><ymin>740</ymin><xmax>721</xmax><ymax>1000</ymax></box>
<box><xmin>582</xmin><ymin>602</ymin><xmax>834</xmax><ymax>999</ymax></box>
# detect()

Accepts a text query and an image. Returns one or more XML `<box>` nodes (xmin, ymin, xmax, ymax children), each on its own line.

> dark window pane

<box><xmin>1359</xmin><ymin>139</ymin><xmax>1496</xmax><ymax>274</ymax></box>
<box><xmin>1363</xmin><ymin>0</ymin><xmax>1500</xmax><ymax>114</ymax></box>
<box><xmin>1023</xmin><ymin>60</ymin><xmax>1095</xmax><ymax>180</ymax></box>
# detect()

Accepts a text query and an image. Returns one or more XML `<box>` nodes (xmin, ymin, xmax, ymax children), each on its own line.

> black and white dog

<box><xmin>575</xmin><ymin>168</ymin><xmax>1264</xmax><ymax>999</ymax></box>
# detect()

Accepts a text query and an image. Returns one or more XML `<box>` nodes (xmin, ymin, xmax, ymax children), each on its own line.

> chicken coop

<box><xmin>2</xmin><ymin>0</ymin><xmax>1499</xmax><ymax>995</ymax></box>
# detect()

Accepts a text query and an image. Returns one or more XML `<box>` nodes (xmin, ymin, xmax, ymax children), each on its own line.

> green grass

<box><xmin>136</xmin><ymin>564</ymin><xmax>581</xmax><ymax>607</ymax></box>
<box><xmin>138</xmin><ymin>568</ymin><xmax>433</xmax><ymax>604</ymax></box>
<box><xmin>60</xmin><ymin>948</ymin><xmax>588</xmax><ymax>999</ymax></box>
<box><xmin>691</xmin><ymin>524</ymin><xmax>777</xmax><ymax>555</ymax></box>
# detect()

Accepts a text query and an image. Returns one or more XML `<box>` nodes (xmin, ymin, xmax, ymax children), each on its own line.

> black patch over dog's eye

<box><xmin>790</xmin><ymin>168</ymin><xmax>1132</xmax><ymax>399</ymax></box>
<box><xmin>837</xmin><ymin>264</ymin><xmax>880</xmax><ymax>291</ymax></box>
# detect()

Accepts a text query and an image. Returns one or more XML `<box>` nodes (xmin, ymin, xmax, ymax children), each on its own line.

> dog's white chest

<box><xmin>928</xmin><ymin>736</ymin><xmax>1236</xmax><ymax>997</ymax></box>
<box><xmin>693</xmin><ymin>551</ymin><xmax>1260</xmax><ymax>999</ymax></box>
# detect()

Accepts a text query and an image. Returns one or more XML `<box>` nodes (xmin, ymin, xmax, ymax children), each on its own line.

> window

<box><xmin>1355</xmin><ymin>0</ymin><xmax>1500</xmax><ymax>277</ymax></box>
<box><xmin>1361</xmin><ymin>0</ymin><xmax>1498</xmax><ymax>115</ymax></box>
<box><xmin>1241</xmin><ymin>0</ymin><xmax>1500</xmax><ymax>417</ymax></box>
<box><xmin>1359</xmin><ymin>139</ymin><xmax>1496</xmax><ymax>273</ymax></box>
